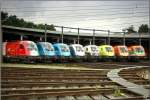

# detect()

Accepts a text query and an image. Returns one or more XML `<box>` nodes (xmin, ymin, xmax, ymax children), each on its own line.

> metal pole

<box><xmin>148</xmin><ymin>0</ymin><xmax>150</xmax><ymax>60</ymax></box>
<box><xmin>40</xmin><ymin>37</ymin><xmax>42</xmax><ymax>41</ymax></box>
<box><xmin>77</xmin><ymin>28</ymin><xmax>80</xmax><ymax>44</ymax></box>
<box><xmin>93</xmin><ymin>29</ymin><xmax>95</xmax><ymax>45</ymax></box>
<box><xmin>20</xmin><ymin>35</ymin><xmax>23</xmax><ymax>41</ymax></box>
<box><xmin>123</xmin><ymin>31</ymin><xmax>126</xmax><ymax>45</ymax></box>
<box><xmin>0</xmin><ymin>9</ymin><xmax>2</xmax><ymax>63</ymax></box>
<box><xmin>44</xmin><ymin>24</ymin><xmax>47</xmax><ymax>42</ymax></box>
<box><xmin>104</xmin><ymin>39</ymin><xmax>106</xmax><ymax>45</ymax></box>
<box><xmin>108</xmin><ymin>30</ymin><xmax>110</xmax><ymax>45</ymax></box>
<box><xmin>139</xmin><ymin>32</ymin><xmax>141</xmax><ymax>45</ymax></box>
<box><xmin>57</xmin><ymin>38</ymin><xmax>59</xmax><ymax>42</ymax></box>
<box><xmin>61</xmin><ymin>26</ymin><xmax>63</xmax><ymax>43</ymax></box>
<box><xmin>73</xmin><ymin>39</ymin><xmax>76</xmax><ymax>44</ymax></box>
<box><xmin>89</xmin><ymin>39</ymin><xmax>91</xmax><ymax>45</ymax></box>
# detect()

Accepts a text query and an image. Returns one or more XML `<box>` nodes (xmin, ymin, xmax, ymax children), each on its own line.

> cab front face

<box><xmin>90</xmin><ymin>45</ymin><xmax>99</xmax><ymax>56</ymax></box>
<box><xmin>25</xmin><ymin>41</ymin><xmax>39</xmax><ymax>56</ymax></box>
<box><xmin>133</xmin><ymin>46</ymin><xmax>145</xmax><ymax>56</ymax></box>
<box><xmin>105</xmin><ymin>46</ymin><xmax>115</xmax><ymax>56</ymax></box>
<box><xmin>128</xmin><ymin>46</ymin><xmax>145</xmax><ymax>57</ymax></box>
<box><xmin>84</xmin><ymin>45</ymin><xmax>99</xmax><ymax>57</ymax></box>
<box><xmin>71</xmin><ymin>44</ymin><xmax>85</xmax><ymax>57</ymax></box>
<box><xmin>99</xmin><ymin>45</ymin><xmax>115</xmax><ymax>57</ymax></box>
<box><xmin>118</xmin><ymin>46</ymin><xmax>129</xmax><ymax>56</ymax></box>
<box><xmin>53</xmin><ymin>43</ymin><xmax>70</xmax><ymax>57</ymax></box>
<box><xmin>37</xmin><ymin>42</ymin><xmax>55</xmax><ymax>56</ymax></box>
<box><xmin>60</xmin><ymin>44</ymin><xmax>71</xmax><ymax>57</ymax></box>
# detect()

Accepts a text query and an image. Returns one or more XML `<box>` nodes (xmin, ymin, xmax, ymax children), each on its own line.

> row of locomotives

<box><xmin>53</xmin><ymin>43</ymin><xmax>71</xmax><ymax>62</ymax></box>
<box><xmin>84</xmin><ymin>45</ymin><xmax>99</xmax><ymax>62</ymax></box>
<box><xmin>36</xmin><ymin>42</ymin><xmax>56</xmax><ymax>63</ymax></box>
<box><xmin>3</xmin><ymin>40</ymin><xmax>39</xmax><ymax>63</ymax></box>
<box><xmin>128</xmin><ymin>45</ymin><xmax>146</xmax><ymax>61</ymax></box>
<box><xmin>2</xmin><ymin>40</ymin><xmax>147</xmax><ymax>63</ymax></box>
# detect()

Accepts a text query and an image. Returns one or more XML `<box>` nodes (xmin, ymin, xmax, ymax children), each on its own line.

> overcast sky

<box><xmin>1</xmin><ymin>0</ymin><xmax>149</xmax><ymax>32</ymax></box>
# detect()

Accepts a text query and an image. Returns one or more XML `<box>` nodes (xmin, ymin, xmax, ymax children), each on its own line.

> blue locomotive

<box><xmin>36</xmin><ymin>42</ymin><xmax>56</xmax><ymax>62</ymax></box>
<box><xmin>53</xmin><ymin>43</ymin><xmax>71</xmax><ymax>62</ymax></box>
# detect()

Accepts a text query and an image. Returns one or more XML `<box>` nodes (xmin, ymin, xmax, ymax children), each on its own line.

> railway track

<box><xmin>1</xmin><ymin>63</ymin><xmax>149</xmax><ymax>100</ymax></box>
<box><xmin>62</xmin><ymin>61</ymin><xmax>150</xmax><ymax>69</ymax></box>
<box><xmin>119</xmin><ymin>68</ymin><xmax>150</xmax><ymax>89</ymax></box>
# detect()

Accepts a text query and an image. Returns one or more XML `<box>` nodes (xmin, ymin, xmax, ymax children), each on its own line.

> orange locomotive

<box><xmin>128</xmin><ymin>45</ymin><xmax>146</xmax><ymax>60</ymax></box>
<box><xmin>113</xmin><ymin>45</ymin><xmax>129</xmax><ymax>61</ymax></box>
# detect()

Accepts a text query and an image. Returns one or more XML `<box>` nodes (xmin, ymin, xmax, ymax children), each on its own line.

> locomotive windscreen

<box><xmin>135</xmin><ymin>47</ymin><xmax>144</xmax><ymax>53</ymax></box>
<box><xmin>28</xmin><ymin>43</ymin><xmax>37</xmax><ymax>51</ymax></box>
<box><xmin>105</xmin><ymin>47</ymin><xmax>112</xmax><ymax>52</ymax></box>
<box><xmin>91</xmin><ymin>46</ymin><xmax>98</xmax><ymax>52</ymax></box>
<box><xmin>120</xmin><ymin>47</ymin><xmax>128</xmax><ymax>53</ymax></box>
<box><xmin>61</xmin><ymin>45</ymin><xmax>69</xmax><ymax>52</ymax></box>
<box><xmin>75</xmin><ymin>46</ymin><xmax>84</xmax><ymax>52</ymax></box>
<box><xmin>43</xmin><ymin>43</ymin><xmax>54</xmax><ymax>51</ymax></box>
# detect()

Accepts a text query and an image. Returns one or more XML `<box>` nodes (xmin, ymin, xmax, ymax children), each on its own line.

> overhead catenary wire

<box><xmin>2</xmin><ymin>6</ymin><xmax>148</xmax><ymax>12</ymax></box>
<box><xmin>8</xmin><ymin>11</ymin><xmax>148</xmax><ymax>19</ymax></box>
<box><xmin>1</xmin><ymin>4</ymin><xmax>148</xmax><ymax>9</ymax></box>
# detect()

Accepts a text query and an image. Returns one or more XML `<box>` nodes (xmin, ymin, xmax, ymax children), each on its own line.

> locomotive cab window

<box><xmin>105</xmin><ymin>47</ymin><xmax>112</xmax><ymax>52</ymax></box>
<box><xmin>135</xmin><ymin>47</ymin><xmax>144</xmax><ymax>53</ymax></box>
<box><xmin>120</xmin><ymin>47</ymin><xmax>127</xmax><ymax>53</ymax></box>
<box><xmin>44</xmin><ymin>44</ymin><xmax>53</xmax><ymax>51</ymax></box>
<box><xmin>91</xmin><ymin>47</ymin><xmax>98</xmax><ymax>52</ymax></box>
<box><xmin>61</xmin><ymin>45</ymin><xmax>69</xmax><ymax>52</ymax></box>
<box><xmin>28</xmin><ymin>43</ymin><xmax>37</xmax><ymax>51</ymax></box>
<box><xmin>75</xmin><ymin>46</ymin><xmax>83</xmax><ymax>52</ymax></box>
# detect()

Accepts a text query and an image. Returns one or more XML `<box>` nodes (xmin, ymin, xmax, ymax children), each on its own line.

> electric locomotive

<box><xmin>36</xmin><ymin>42</ymin><xmax>56</xmax><ymax>62</ymax></box>
<box><xmin>69</xmin><ymin>44</ymin><xmax>85</xmax><ymax>62</ymax></box>
<box><xmin>3</xmin><ymin>40</ymin><xmax>39</xmax><ymax>63</ymax></box>
<box><xmin>98</xmin><ymin>45</ymin><xmax>115</xmax><ymax>61</ymax></box>
<box><xmin>113</xmin><ymin>45</ymin><xmax>129</xmax><ymax>61</ymax></box>
<box><xmin>53</xmin><ymin>43</ymin><xmax>71</xmax><ymax>62</ymax></box>
<box><xmin>128</xmin><ymin>45</ymin><xmax>146</xmax><ymax>61</ymax></box>
<box><xmin>84</xmin><ymin>45</ymin><xmax>99</xmax><ymax>61</ymax></box>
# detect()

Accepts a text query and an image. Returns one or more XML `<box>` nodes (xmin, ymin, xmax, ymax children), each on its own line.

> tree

<box><xmin>138</xmin><ymin>24</ymin><xmax>149</xmax><ymax>33</ymax></box>
<box><xmin>126</xmin><ymin>25</ymin><xmax>137</xmax><ymax>34</ymax></box>
<box><xmin>1</xmin><ymin>11</ymin><xmax>8</xmax><ymax>21</ymax></box>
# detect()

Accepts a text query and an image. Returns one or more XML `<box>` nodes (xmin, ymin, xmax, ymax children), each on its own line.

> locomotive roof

<box><xmin>2</xmin><ymin>25</ymin><xmax>150</xmax><ymax>38</ymax></box>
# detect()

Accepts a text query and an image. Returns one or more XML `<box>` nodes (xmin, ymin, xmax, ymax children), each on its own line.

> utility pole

<box><xmin>61</xmin><ymin>26</ymin><xmax>64</xmax><ymax>43</ymax></box>
<box><xmin>44</xmin><ymin>24</ymin><xmax>47</xmax><ymax>42</ymax></box>
<box><xmin>89</xmin><ymin>39</ymin><xmax>91</xmax><ymax>45</ymax></box>
<box><xmin>73</xmin><ymin>39</ymin><xmax>76</xmax><ymax>44</ymax></box>
<box><xmin>139</xmin><ymin>32</ymin><xmax>141</xmax><ymax>45</ymax></box>
<box><xmin>0</xmin><ymin>6</ymin><xmax>2</xmax><ymax>63</ymax></box>
<box><xmin>148</xmin><ymin>0</ymin><xmax>150</xmax><ymax>60</ymax></box>
<box><xmin>20</xmin><ymin>35</ymin><xmax>23</xmax><ymax>41</ymax></box>
<box><xmin>122</xmin><ymin>29</ymin><xmax>126</xmax><ymax>46</ymax></box>
<box><xmin>108</xmin><ymin>30</ymin><xmax>110</xmax><ymax>45</ymax></box>
<box><xmin>77</xmin><ymin>28</ymin><xmax>80</xmax><ymax>44</ymax></box>
<box><xmin>93</xmin><ymin>29</ymin><xmax>95</xmax><ymax>45</ymax></box>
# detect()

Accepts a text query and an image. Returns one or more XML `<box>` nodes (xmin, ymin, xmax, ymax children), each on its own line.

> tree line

<box><xmin>1</xmin><ymin>11</ymin><xmax>56</xmax><ymax>31</ymax></box>
<box><xmin>1</xmin><ymin>11</ymin><xmax>149</xmax><ymax>33</ymax></box>
<box><xmin>124</xmin><ymin>24</ymin><xmax>149</xmax><ymax>34</ymax></box>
